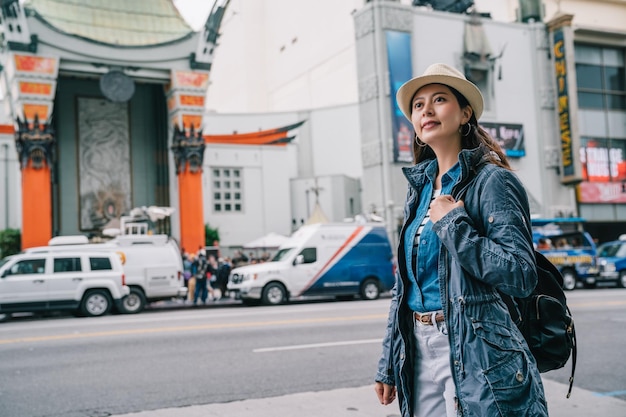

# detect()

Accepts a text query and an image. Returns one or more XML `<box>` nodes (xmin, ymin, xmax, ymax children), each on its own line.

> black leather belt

<box><xmin>414</xmin><ymin>311</ymin><xmax>445</xmax><ymax>325</ymax></box>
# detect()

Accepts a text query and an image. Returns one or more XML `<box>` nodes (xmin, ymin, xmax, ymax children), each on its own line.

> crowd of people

<box><xmin>231</xmin><ymin>249</ymin><xmax>273</xmax><ymax>266</ymax></box>
<box><xmin>180</xmin><ymin>248</ymin><xmax>273</xmax><ymax>305</ymax></box>
<box><xmin>181</xmin><ymin>248</ymin><xmax>232</xmax><ymax>305</ymax></box>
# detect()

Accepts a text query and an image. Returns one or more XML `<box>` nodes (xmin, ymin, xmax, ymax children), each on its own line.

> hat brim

<box><xmin>396</xmin><ymin>74</ymin><xmax>484</xmax><ymax>122</ymax></box>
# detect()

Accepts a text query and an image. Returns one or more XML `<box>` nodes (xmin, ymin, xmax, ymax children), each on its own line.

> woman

<box><xmin>374</xmin><ymin>63</ymin><xmax>548</xmax><ymax>416</ymax></box>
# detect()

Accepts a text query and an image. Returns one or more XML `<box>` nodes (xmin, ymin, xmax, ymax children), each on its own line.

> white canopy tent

<box><xmin>242</xmin><ymin>232</ymin><xmax>289</xmax><ymax>250</ymax></box>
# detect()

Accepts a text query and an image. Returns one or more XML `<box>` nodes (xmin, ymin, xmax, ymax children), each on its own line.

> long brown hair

<box><xmin>412</xmin><ymin>85</ymin><xmax>510</xmax><ymax>170</ymax></box>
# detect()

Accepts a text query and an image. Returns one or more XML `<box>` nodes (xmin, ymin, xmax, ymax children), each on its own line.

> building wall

<box><xmin>202</xmin><ymin>142</ymin><xmax>297</xmax><ymax>247</ymax></box>
<box><xmin>0</xmin><ymin>136</ymin><xmax>20</xmax><ymax>230</ymax></box>
<box><xmin>290</xmin><ymin>174</ymin><xmax>362</xmax><ymax>231</ymax></box>
<box><xmin>201</xmin><ymin>101</ymin><xmax>362</xmax><ymax>247</ymax></box>
<box><xmin>205</xmin><ymin>0</ymin><xmax>366</xmax><ymax>113</ymax></box>
<box><xmin>205</xmin><ymin>1</ymin><xmax>626</xmax><ymax>114</ymax></box>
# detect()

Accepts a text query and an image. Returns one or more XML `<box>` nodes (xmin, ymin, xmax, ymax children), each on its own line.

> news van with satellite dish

<box><xmin>227</xmin><ymin>222</ymin><xmax>396</xmax><ymax>306</ymax></box>
<box><xmin>24</xmin><ymin>206</ymin><xmax>186</xmax><ymax>313</ymax></box>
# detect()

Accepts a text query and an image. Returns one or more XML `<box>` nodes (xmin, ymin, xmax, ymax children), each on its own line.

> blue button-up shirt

<box><xmin>403</xmin><ymin>159</ymin><xmax>461</xmax><ymax>312</ymax></box>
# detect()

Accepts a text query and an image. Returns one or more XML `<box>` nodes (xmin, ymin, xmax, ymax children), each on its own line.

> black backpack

<box><xmin>501</xmin><ymin>251</ymin><xmax>577</xmax><ymax>398</ymax></box>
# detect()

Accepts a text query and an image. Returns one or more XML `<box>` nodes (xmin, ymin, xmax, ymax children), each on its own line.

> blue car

<box><xmin>597</xmin><ymin>237</ymin><xmax>626</xmax><ymax>288</ymax></box>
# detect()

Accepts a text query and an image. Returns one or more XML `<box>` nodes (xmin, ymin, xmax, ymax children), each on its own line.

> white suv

<box><xmin>0</xmin><ymin>251</ymin><xmax>129</xmax><ymax>320</ymax></box>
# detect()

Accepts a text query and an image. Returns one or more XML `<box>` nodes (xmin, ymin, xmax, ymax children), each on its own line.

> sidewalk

<box><xmin>112</xmin><ymin>378</ymin><xmax>626</xmax><ymax>417</ymax></box>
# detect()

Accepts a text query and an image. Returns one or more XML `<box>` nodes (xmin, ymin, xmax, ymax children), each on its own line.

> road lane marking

<box><xmin>594</xmin><ymin>390</ymin><xmax>626</xmax><ymax>397</ymax></box>
<box><xmin>0</xmin><ymin>314</ymin><xmax>387</xmax><ymax>345</ymax></box>
<box><xmin>253</xmin><ymin>338</ymin><xmax>382</xmax><ymax>352</ymax></box>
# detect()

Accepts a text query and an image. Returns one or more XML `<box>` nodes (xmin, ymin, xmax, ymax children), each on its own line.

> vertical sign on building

<box><xmin>385</xmin><ymin>31</ymin><xmax>413</xmax><ymax>163</ymax></box>
<box><xmin>548</xmin><ymin>14</ymin><xmax>582</xmax><ymax>185</ymax></box>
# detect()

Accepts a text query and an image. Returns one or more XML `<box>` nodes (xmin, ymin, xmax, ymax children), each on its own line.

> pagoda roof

<box><xmin>24</xmin><ymin>0</ymin><xmax>194</xmax><ymax>47</ymax></box>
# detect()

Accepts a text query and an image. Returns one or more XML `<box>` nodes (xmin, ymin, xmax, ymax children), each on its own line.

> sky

<box><xmin>172</xmin><ymin>0</ymin><xmax>216</xmax><ymax>30</ymax></box>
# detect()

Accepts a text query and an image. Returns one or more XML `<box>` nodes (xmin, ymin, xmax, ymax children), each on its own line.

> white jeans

<box><xmin>412</xmin><ymin>312</ymin><xmax>458</xmax><ymax>417</ymax></box>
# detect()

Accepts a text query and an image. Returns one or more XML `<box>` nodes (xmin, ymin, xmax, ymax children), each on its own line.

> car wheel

<box><xmin>0</xmin><ymin>313</ymin><xmax>11</xmax><ymax>323</ymax></box>
<box><xmin>262</xmin><ymin>282</ymin><xmax>287</xmax><ymax>305</ymax></box>
<box><xmin>561</xmin><ymin>269</ymin><xmax>577</xmax><ymax>291</ymax></box>
<box><xmin>618</xmin><ymin>271</ymin><xmax>626</xmax><ymax>288</ymax></box>
<box><xmin>80</xmin><ymin>290</ymin><xmax>112</xmax><ymax>317</ymax></box>
<box><xmin>360</xmin><ymin>278</ymin><xmax>380</xmax><ymax>300</ymax></box>
<box><xmin>121</xmin><ymin>288</ymin><xmax>146</xmax><ymax>314</ymax></box>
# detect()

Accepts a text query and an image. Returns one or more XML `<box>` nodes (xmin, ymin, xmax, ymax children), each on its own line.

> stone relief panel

<box><xmin>354</xmin><ymin>10</ymin><xmax>374</xmax><ymax>39</ymax></box>
<box><xmin>359</xmin><ymin>74</ymin><xmax>379</xmax><ymax>102</ymax></box>
<box><xmin>77</xmin><ymin>97</ymin><xmax>131</xmax><ymax>231</ymax></box>
<box><xmin>362</xmin><ymin>140</ymin><xmax>382</xmax><ymax>167</ymax></box>
<box><xmin>383</xmin><ymin>7</ymin><xmax>413</xmax><ymax>32</ymax></box>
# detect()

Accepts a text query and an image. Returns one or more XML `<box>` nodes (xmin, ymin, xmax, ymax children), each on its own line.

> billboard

<box><xmin>385</xmin><ymin>30</ymin><xmax>414</xmax><ymax>163</ymax></box>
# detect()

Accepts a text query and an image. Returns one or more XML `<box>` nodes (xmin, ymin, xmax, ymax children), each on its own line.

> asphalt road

<box><xmin>0</xmin><ymin>288</ymin><xmax>625</xmax><ymax>417</ymax></box>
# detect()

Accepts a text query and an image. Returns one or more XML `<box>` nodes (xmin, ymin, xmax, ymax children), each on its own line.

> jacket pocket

<box><xmin>482</xmin><ymin>350</ymin><xmax>543</xmax><ymax>416</ymax></box>
<box><xmin>472</xmin><ymin>319</ymin><xmax>520</xmax><ymax>351</ymax></box>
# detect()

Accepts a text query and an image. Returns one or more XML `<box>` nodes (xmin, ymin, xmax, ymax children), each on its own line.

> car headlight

<box><xmin>230</xmin><ymin>273</ymin><xmax>257</xmax><ymax>284</ymax></box>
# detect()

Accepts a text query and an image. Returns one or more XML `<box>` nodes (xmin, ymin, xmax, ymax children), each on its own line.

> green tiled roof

<box><xmin>25</xmin><ymin>0</ymin><xmax>194</xmax><ymax>46</ymax></box>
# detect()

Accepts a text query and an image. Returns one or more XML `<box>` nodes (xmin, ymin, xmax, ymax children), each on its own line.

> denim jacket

<box><xmin>375</xmin><ymin>145</ymin><xmax>548</xmax><ymax>416</ymax></box>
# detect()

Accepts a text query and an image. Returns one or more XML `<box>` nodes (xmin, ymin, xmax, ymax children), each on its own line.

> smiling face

<box><xmin>410</xmin><ymin>83</ymin><xmax>472</xmax><ymax>152</ymax></box>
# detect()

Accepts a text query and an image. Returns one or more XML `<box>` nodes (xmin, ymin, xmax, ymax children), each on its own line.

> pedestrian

<box><xmin>206</xmin><ymin>254</ymin><xmax>219</xmax><ymax>301</ymax></box>
<box><xmin>182</xmin><ymin>252</ymin><xmax>192</xmax><ymax>289</ymax></box>
<box><xmin>187</xmin><ymin>253</ymin><xmax>197</xmax><ymax>302</ymax></box>
<box><xmin>216</xmin><ymin>257</ymin><xmax>232</xmax><ymax>299</ymax></box>
<box><xmin>193</xmin><ymin>251</ymin><xmax>208</xmax><ymax>305</ymax></box>
<box><xmin>374</xmin><ymin>63</ymin><xmax>547</xmax><ymax>416</ymax></box>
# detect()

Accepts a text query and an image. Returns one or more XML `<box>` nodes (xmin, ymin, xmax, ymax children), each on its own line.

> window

<box><xmin>575</xmin><ymin>44</ymin><xmax>625</xmax><ymax>110</ymax></box>
<box><xmin>212</xmin><ymin>167</ymin><xmax>243</xmax><ymax>212</ymax></box>
<box><xmin>90</xmin><ymin>257</ymin><xmax>113</xmax><ymax>271</ymax></box>
<box><xmin>54</xmin><ymin>257</ymin><xmax>82</xmax><ymax>273</ymax></box>
<box><xmin>10</xmin><ymin>259</ymin><xmax>46</xmax><ymax>275</ymax></box>
<box><xmin>300</xmin><ymin>248</ymin><xmax>317</xmax><ymax>264</ymax></box>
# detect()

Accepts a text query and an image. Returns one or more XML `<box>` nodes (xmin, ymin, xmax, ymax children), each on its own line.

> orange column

<box><xmin>178</xmin><ymin>165</ymin><xmax>205</xmax><ymax>254</ymax></box>
<box><xmin>21</xmin><ymin>160</ymin><xmax>52</xmax><ymax>249</ymax></box>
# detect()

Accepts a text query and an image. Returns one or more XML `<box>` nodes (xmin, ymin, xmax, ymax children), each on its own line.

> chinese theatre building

<box><xmin>0</xmin><ymin>0</ymin><xmax>230</xmax><ymax>250</ymax></box>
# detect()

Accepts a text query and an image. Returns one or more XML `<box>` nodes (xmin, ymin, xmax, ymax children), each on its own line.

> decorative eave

<box><xmin>203</xmin><ymin>121</ymin><xmax>306</xmax><ymax>146</ymax></box>
<box><xmin>0</xmin><ymin>124</ymin><xmax>15</xmax><ymax>135</ymax></box>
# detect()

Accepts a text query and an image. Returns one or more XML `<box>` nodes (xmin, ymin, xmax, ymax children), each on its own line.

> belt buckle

<box><xmin>418</xmin><ymin>314</ymin><xmax>431</xmax><ymax>325</ymax></box>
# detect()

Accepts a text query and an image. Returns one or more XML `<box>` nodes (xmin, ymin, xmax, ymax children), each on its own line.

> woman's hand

<box><xmin>430</xmin><ymin>195</ymin><xmax>464</xmax><ymax>223</ymax></box>
<box><xmin>374</xmin><ymin>381</ymin><xmax>397</xmax><ymax>405</ymax></box>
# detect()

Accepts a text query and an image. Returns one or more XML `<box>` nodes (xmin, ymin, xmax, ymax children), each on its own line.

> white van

<box><xmin>0</xmin><ymin>251</ymin><xmax>129</xmax><ymax>319</ymax></box>
<box><xmin>25</xmin><ymin>234</ymin><xmax>186</xmax><ymax>313</ymax></box>
<box><xmin>227</xmin><ymin>223</ymin><xmax>396</xmax><ymax>305</ymax></box>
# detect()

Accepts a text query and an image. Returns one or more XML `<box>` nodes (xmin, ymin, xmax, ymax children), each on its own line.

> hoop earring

<box><xmin>460</xmin><ymin>123</ymin><xmax>472</xmax><ymax>138</ymax></box>
<box><xmin>415</xmin><ymin>134</ymin><xmax>427</xmax><ymax>148</ymax></box>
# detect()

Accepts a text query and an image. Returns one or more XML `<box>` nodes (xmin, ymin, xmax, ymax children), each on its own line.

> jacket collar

<box><xmin>401</xmin><ymin>144</ymin><xmax>491</xmax><ymax>191</ymax></box>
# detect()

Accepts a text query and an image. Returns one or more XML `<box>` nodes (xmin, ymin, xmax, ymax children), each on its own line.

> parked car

<box><xmin>596</xmin><ymin>236</ymin><xmax>626</xmax><ymax>288</ymax></box>
<box><xmin>228</xmin><ymin>222</ymin><xmax>396</xmax><ymax>305</ymax></box>
<box><xmin>0</xmin><ymin>251</ymin><xmax>129</xmax><ymax>321</ymax></box>
<box><xmin>532</xmin><ymin>218</ymin><xmax>599</xmax><ymax>290</ymax></box>
<box><xmin>25</xmin><ymin>234</ymin><xmax>186</xmax><ymax>314</ymax></box>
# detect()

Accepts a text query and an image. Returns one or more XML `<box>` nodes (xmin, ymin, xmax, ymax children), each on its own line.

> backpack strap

<box><xmin>567</xmin><ymin>306</ymin><xmax>577</xmax><ymax>398</ymax></box>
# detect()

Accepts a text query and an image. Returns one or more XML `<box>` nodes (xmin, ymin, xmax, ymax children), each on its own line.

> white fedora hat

<box><xmin>396</xmin><ymin>63</ymin><xmax>484</xmax><ymax>122</ymax></box>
